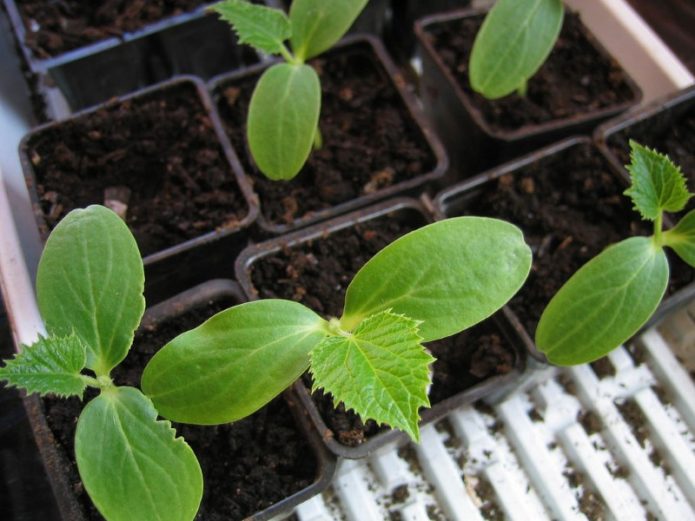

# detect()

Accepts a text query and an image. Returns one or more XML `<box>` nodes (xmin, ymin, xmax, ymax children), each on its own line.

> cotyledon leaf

<box><xmin>536</xmin><ymin>237</ymin><xmax>669</xmax><ymax>365</ymax></box>
<box><xmin>36</xmin><ymin>205</ymin><xmax>145</xmax><ymax>376</ymax></box>
<box><xmin>75</xmin><ymin>387</ymin><xmax>202</xmax><ymax>521</ymax></box>
<box><xmin>665</xmin><ymin>209</ymin><xmax>695</xmax><ymax>267</ymax></box>
<box><xmin>141</xmin><ymin>300</ymin><xmax>327</xmax><ymax>424</ymax></box>
<box><xmin>247</xmin><ymin>62</ymin><xmax>321</xmax><ymax>180</ymax></box>
<box><xmin>469</xmin><ymin>0</ymin><xmax>564</xmax><ymax>99</ymax></box>
<box><xmin>341</xmin><ymin>217</ymin><xmax>532</xmax><ymax>342</ymax></box>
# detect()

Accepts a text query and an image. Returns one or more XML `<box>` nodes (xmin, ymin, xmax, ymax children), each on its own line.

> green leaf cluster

<box><xmin>469</xmin><ymin>0</ymin><xmax>564</xmax><ymax>99</ymax></box>
<box><xmin>211</xmin><ymin>0</ymin><xmax>367</xmax><ymax>180</ymax></box>
<box><xmin>143</xmin><ymin>217</ymin><xmax>532</xmax><ymax>440</ymax></box>
<box><xmin>0</xmin><ymin>206</ymin><xmax>202</xmax><ymax>521</ymax></box>
<box><xmin>536</xmin><ymin>141</ymin><xmax>695</xmax><ymax>365</ymax></box>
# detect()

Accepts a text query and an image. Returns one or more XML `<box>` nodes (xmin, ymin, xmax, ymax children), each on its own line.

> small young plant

<box><xmin>469</xmin><ymin>0</ymin><xmax>565</xmax><ymax>99</ymax></box>
<box><xmin>0</xmin><ymin>206</ymin><xmax>203</xmax><ymax>521</ymax></box>
<box><xmin>141</xmin><ymin>217</ymin><xmax>533</xmax><ymax>440</ymax></box>
<box><xmin>212</xmin><ymin>0</ymin><xmax>367</xmax><ymax>180</ymax></box>
<box><xmin>536</xmin><ymin>141</ymin><xmax>695</xmax><ymax>365</ymax></box>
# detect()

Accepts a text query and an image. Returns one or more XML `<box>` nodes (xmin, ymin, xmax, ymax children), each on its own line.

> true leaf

<box><xmin>665</xmin><ymin>209</ymin><xmax>695</xmax><ymax>267</ymax></box>
<box><xmin>310</xmin><ymin>310</ymin><xmax>433</xmax><ymax>442</ymax></box>
<box><xmin>289</xmin><ymin>0</ymin><xmax>368</xmax><ymax>61</ymax></box>
<box><xmin>212</xmin><ymin>0</ymin><xmax>292</xmax><ymax>56</ymax></box>
<box><xmin>469</xmin><ymin>0</ymin><xmax>564</xmax><ymax>99</ymax></box>
<box><xmin>75</xmin><ymin>387</ymin><xmax>202</xmax><ymax>521</ymax></box>
<box><xmin>341</xmin><ymin>217</ymin><xmax>532</xmax><ymax>341</ymax></box>
<box><xmin>624</xmin><ymin>140</ymin><xmax>691</xmax><ymax>221</ymax></box>
<box><xmin>36</xmin><ymin>206</ymin><xmax>145</xmax><ymax>376</ymax></box>
<box><xmin>536</xmin><ymin>237</ymin><xmax>669</xmax><ymax>365</ymax></box>
<box><xmin>0</xmin><ymin>333</ymin><xmax>87</xmax><ymax>398</ymax></box>
<box><xmin>141</xmin><ymin>300</ymin><xmax>327</xmax><ymax>424</ymax></box>
<box><xmin>247</xmin><ymin>63</ymin><xmax>321</xmax><ymax>180</ymax></box>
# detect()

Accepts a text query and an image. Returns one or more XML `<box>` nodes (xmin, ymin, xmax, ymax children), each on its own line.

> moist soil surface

<box><xmin>425</xmin><ymin>12</ymin><xmax>637</xmax><ymax>132</ymax></box>
<box><xmin>27</xmin><ymin>81</ymin><xmax>247</xmax><ymax>257</ymax></box>
<box><xmin>42</xmin><ymin>296</ymin><xmax>317</xmax><ymax>521</ymax></box>
<box><xmin>249</xmin><ymin>209</ymin><xmax>517</xmax><ymax>447</ymax></box>
<box><xmin>16</xmin><ymin>0</ymin><xmax>209</xmax><ymax>58</ymax></box>
<box><xmin>607</xmin><ymin>105</ymin><xmax>695</xmax><ymax>215</ymax></box>
<box><xmin>448</xmin><ymin>142</ymin><xmax>693</xmax><ymax>338</ymax></box>
<box><xmin>215</xmin><ymin>43</ymin><xmax>437</xmax><ymax>228</ymax></box>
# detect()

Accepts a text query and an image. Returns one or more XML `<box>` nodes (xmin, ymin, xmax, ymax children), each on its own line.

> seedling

<box><xmin>141</xmin><ymin>217</ymin><xmax>532</xmax><ymax>441</ymax></box>
<box><xmin>212</xmin><ymin>0</ymin><xmax>368</xmax><ymax>180</ymax></box>
<box><xmin>0</xmin><ymin>206</ymin><xmax>203</xmax><ymax>521</ymax></box>
<box><xmin>536</xmin><ymin>141</ymin><xmax>695</xmax><ymax>365</ymax></box>
<box><xmin>469</xmin><ymin>0</ymin><xmax>564</xmax><ymax>99</ymax></box>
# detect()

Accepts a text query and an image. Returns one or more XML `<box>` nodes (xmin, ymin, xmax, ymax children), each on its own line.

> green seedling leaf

<box><xmin>248</xmin><ymin>62</ymin><xmax>321</xmax><ymax>180</ymax></box>
<box><xmin>75</xmin><ymin>387</ymin><xmax>202</xmax><ymax>521</ymax></box>
<box><xmin>0</xmin><ymin>333</ymin><xmax>88</xmax><ymax>398</ymax></box>
<box><xmin>665</xmin><ymin>209</ymin><xmax>695</xmax><ymax>267</ymax></box>
<box><xmin>212</xmin><ymin>0</ymin><xmax>292</xmax><ymax>56</ymax></box>
<box><xmin>536</xmin><ymin>237</ymin><xmax>669</xmax><ymax>365</ymax></box>
<box><xmin>624</xmin><ymin>140</ymin><xmax>692</xmax><ymax>221</ymax></box>
<box><xmin>36</xmin><ymin>206</ymin><xmax>145</xmax><ymax>376</ymax></box>
<box><xmin>469</xmin><ymin>0</ymin><xmax>564</xmax><ymax>99</ymax></box>
<box><xmin>142</xmin><ymin>300</ymin><xmax>327</xmax><ymax>424</ymax></box>
<box><xmin>289</xmin><ymin>0</ymin><xmax>368</xmax><ymax>61</ymax></box>
<box><xmin>310</xmin><ymin>310</ymin><xmax>433</xmax><ymax>442</ymax></box>
<box><xmin>341</xmin><ymin>217</ymin><xmax>532</xmax><ymax>341</ymax></box>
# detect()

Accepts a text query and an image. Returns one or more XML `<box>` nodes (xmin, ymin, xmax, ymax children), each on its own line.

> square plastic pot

<box><xmin>234</xmin><ymin>197</ymin><xmax>529</xmax><ymax>458</ymax></box>
<box><xmin>209</xmin><ymin>35</ymin><xmax>448</xmax><ymax>236</ymax></box>
<box><xmin>2</xmin><ymin>0</ymin><xmax>260</xmax><ymax>112</ymax></box>
<box><xmin>19</xmin><ymin>75</ymin><xmax>259</xmax><ymax>304</ymax></box>
<box><xmin>414</xmin><ymin>6</ymin><xmax>643</xmax><ymax>177</ymax></box>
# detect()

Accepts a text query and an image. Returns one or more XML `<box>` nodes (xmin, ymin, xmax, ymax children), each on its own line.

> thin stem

<box><xmin>654</xmin><ymin>212</ymin><xmax>663</xmax><ymax>247</ymax></box>
<box><xmin>516</xmin><ymin>79</ymin><xmax>528</xmax><ymax>97</ymax></box>
<box><xmin>82</xmin><ymin>375</ymin><xmax>102</xmax><ymax>389</ymax></box>
<box><xmin>313</xmin><ymin>125</ymin><xmax>323</xmax><ymax>151</ymax></box>
<box><xmin>279</xmin><ymin>43</ymin><xmax>301</xmax><ymax>65</ymax></box>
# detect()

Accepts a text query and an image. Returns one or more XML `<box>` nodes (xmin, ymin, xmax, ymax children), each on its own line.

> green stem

<box><xmin>654</xmin><ymin>212</ymin><xmax>663</xmax><ymax>247</ymax></box>
<box><xmin>313</xmin><ymin>125</ymin><xmax>323</xmax><ymax>151</ymax></box>
<box><xmin>279</xmin><ymin>43</ymin><xmax>301</xmax><ymax>65</ymax></box>
<box><xmin>516</xmin><ymin>79</ymin><xmax>528</xmax><ymax>97</ymax></box>
<box><xmin>82</xmin><ymin>375</ymin><xmax>102</xmax><ymax>389</ymax></box>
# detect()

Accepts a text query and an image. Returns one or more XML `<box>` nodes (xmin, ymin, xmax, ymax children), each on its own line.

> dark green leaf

<box><xmin>536</xmin><ymin>237</ymin><xmax>669</xmax><ymax>365</ymax></box>
<box><xmin>36</xmin><ymin>206</ymin><xmax>145</xmax><ymax>376</ymax></box>
<box><xmin>212</xmin><ymin>0</ymin><xmax>291</xmax><ymax>55</ymax></box>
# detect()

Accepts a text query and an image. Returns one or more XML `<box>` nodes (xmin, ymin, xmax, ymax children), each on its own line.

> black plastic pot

<box><xmin>414</xmin><ymin>7</ymin><xmax>643</xmax><ymax>177</ymax></box>
<box><xmin>21</xmin><ymin>279</ymin><xmax>336</xmax><ymax>521</ymax></box>
<box><xmin>210</xmin><ymin>35</ymin><xmax>448</xmax><ymax>236</ymax></box>
<box><xmin>435</xmin><ymin>136</ymin><xmax>695</xmax><ymax>365</ymax></box>
<box><xmin>2</xmin><ymin>0</ymin><xmax>260</xmax><ymax>112</ymax></box>
<box><xmin>235</xmin><ymin>197</ymin><xmax>528</xmax><ymax>458</ymax></box>
<box><xmin>19</xmin><ymin>76</ymin><xmax>259</xmax><ymax>305</ymax></box>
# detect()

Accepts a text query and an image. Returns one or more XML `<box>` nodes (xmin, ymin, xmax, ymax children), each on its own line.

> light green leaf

<box><xmin>212</xmin><ymin>0</ymin><xmax>292</xmax><ymax>55</ymax></box>
<box><xmin>624</xmin><ymin>140</ymin><xmax>692</xmax><ymax>221</ymax></box>
<box><xmin>310</xmin><ymin>310</ymin><xmax>433</xmax><ymax>442</ymax></box>
<box><xmin>36</xmin><ymin>206</ymin><xmax>145</xmax><ymax>376</ymax></box>
<box><xmin>75</xmin><ymin>387</ymin><xmax>202</xmax><ymax>521</ymax></box>
<box><xmin>248</xmin><ymin>63</ymin><xmax>321</xmax><ymax>180</ymax></box>
<box><xmin>536</xmin><ymin>237</ymin><xmax>669</xmax><ymax>365</ymax></box>
<box><xmin>0</xmin><ymin>333</ymin><xmax>88</xmax><ymax>398</ymax></box>
<box><xmin>469</xmin><ymin>0</ymin><xmax>564</xmax><ymax>99</ymax></box>
<box><xmin>665</xmin><ymin>209</ymin><xmax>695</xmax><ymax>267</ymax></box>
<box><xmin>289</xmin><ymin>0</ymin><xmax>368</xmax><ymax>61</ymax></box>
<box><xmin>341</xmin><ymin>217</ymin><xmax>532</xmax><ymax>342</ymax></box>
<box><xmin>141</xmin><ymin>300</ymin><xmax>327</xmax><ymax>424</ymax></box>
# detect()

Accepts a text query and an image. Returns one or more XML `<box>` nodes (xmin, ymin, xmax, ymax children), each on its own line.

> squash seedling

<box><xmin>536</xmin><ymin>141</ymin><xmax>695</xmax><ymax>365</ymax></box>
<box><xmin>469</xmin><ymin>0</ymin><xmax>565</xmax><ymax>99</ymax></box>
<box><xmin>141</xmin><ymin>217</ymin><xmax>532</xmax><ymax>441</ymax></box>
<box><xmin>0</xmin><ymin>206</ymin><xmax>202</xmax><ymax>521</ymax></box>
<box><xmin>211</xmin><ymin>0</ymin><xmax>368</xmax><ymax>180</ymax></box>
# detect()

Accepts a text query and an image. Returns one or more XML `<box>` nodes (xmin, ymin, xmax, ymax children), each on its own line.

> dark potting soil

<box><xmin>27</xmin><ymin>81</ymin><xmax>247</xmax><ymax>257</ymax></box>
<box><xmin>425</xmin><ymin>12</ymin><xmax>636</xmax><ymax>132</ymax></box>
<box><xmin>215</xmin><ymin>44</ymin><xmax>437</xmax><ymax>227</ymax></box>
<box><xmin>450</xmin><ymin>143</ymin><xmax>694</xmax><ymax>338</ymax></box>
<box><xmin>607</xmin><ymin>107</ymin><xmax>695</xmax><ymax>215</ymax></box>
<box><xmin>249</xmin><ymin>211</ymin><xmax>517</xmax><ymax>447</ymax></box>
<box><xmin>42</xmin><ymin>297</ymin><xmax>317</xmax><ymax>521</ymax></box>
<box><xmin>15</xmin><ymin>0</ymin><xmax>209</xmax><ymax>58</ymax></box>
